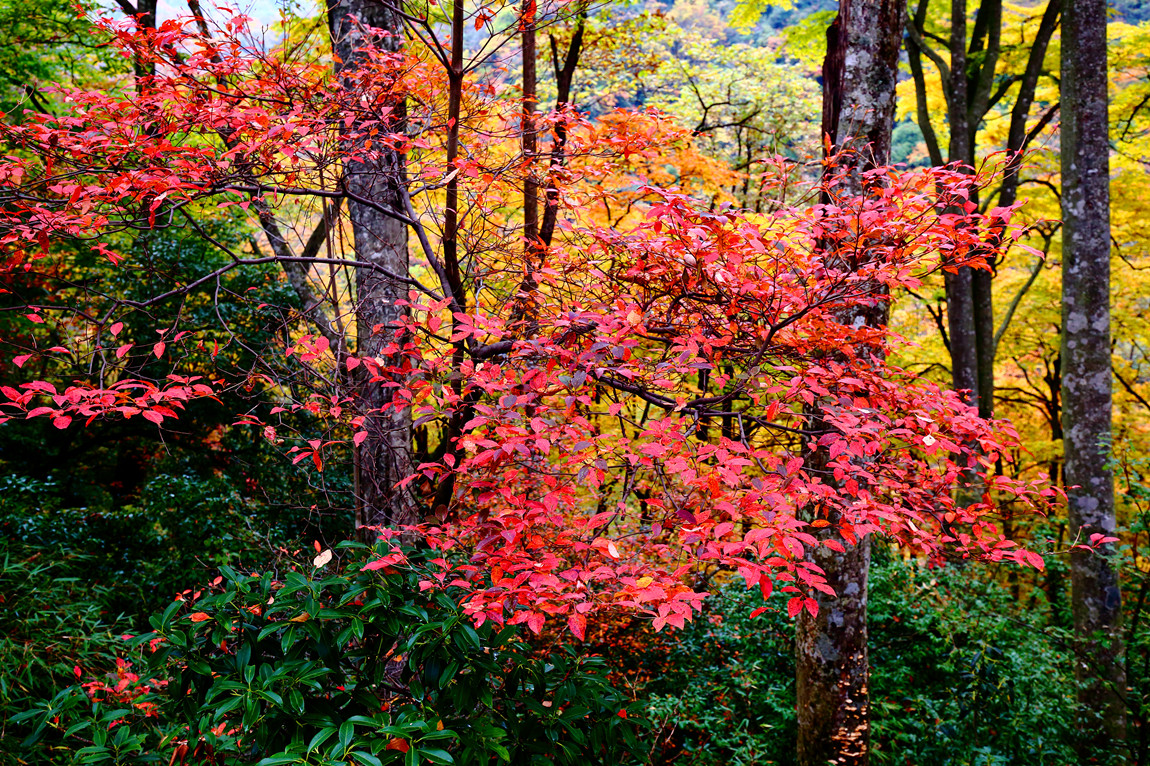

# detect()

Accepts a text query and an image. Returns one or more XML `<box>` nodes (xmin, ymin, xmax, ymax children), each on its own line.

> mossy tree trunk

<box><xmin>795</xmin><ymin>2</ymin><xmax>902</xmax><ymax>764</ymax></box>
<box><xmin>1061</xmin><ymin>0</ymin><xmax>1127</xmax><ymax>759</ymax></box>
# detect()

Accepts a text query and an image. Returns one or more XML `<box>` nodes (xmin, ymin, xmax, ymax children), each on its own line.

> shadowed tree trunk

<box><xmin>329</xmin><ymin>0</ymin><xmax>417</xmax><ymax>528</ymax></box>
<box><xmin>941</xmin><ymin>0</ymin><xmax>981</xmax><ymax>412</ymax></box>
<box><xmin>1061</xmin><ymin>0</ymin><xmax>1127</xmax><ymax>758</ymax></box>
<box><xmin>114</xmin><ymin>0</ymin><xmax>158</xmax><ymax>88</ymax></box>
<box><xmin>795</xmin><ymin>2</ymin><xmax>902</xmax><ymax>764</ymax></box>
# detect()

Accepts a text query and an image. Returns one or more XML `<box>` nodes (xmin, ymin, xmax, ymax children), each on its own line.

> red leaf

<box><xmin>787</xmin><ymin>597</ymin><xmax>803</xmax><ymax>619</ymax></box>
<box><xmin>52</xmin><ymin>415</ymin><xmax>72</xmax><ymax>430</ymax></box>
<box><xmin>1024</xmin><ymin>550</ymin><xmax>1045</xmax><ymax>571</ymax></box>
<box><xmin>353</xmin><ymin>431</ymin><xmax>368</xmax><ymax>446</ymax></box>
<box><xmin>142</xmin><ymin>410</ymin><xmax>164</xmax><ymax>425</ymax></box>
<box><xmin>188</xmin><ymin>612</ymin><xmax>211</xmax><ymax>623</ymax></box>
<box><xmin>116</xmin><ymin>344</ymin><xmax>131</xmax><ymax>359</ymax></box>
<box><xmin>12</xmin><ymin>354</ymin><xmax>32</xmax><ymax>368</ymax></box>
<box><xmin>750</xmin><ymin>607</ymin><xmax>768</xmax><ymax>619</ymax></box>
<box><xmin>386</xmin><ymin>738</ymin><xmax>409</xmax><ymax>753</ymax></box>
<box><xmin>526</xmin><ymin>612</ymin><xmax>545</xmax><ymax>634</ymax></box>
<box><xmin>110</xmin><ymin>322</ymin><xmax>123</xmax><ymax>337</ymax></box>
<box><xmin>153</xmin><ymin>341</ymin><xmax>166</xmax><ymax>358</ymax></box>
<box><xmin>567</xmin><ymin>612</ymin><xmax>587</xmax><ymax>640</ymax></box>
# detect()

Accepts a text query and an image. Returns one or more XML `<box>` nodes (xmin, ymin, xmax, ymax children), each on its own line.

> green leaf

<box><xmin>235</xmin><ymin>642</ymin><xmax>252</xmax><ymax>669</ymax></box>
<box><xmin>338</xmin><ymin>720</ymin><xmax>355</xmax><ymax>752</ymax></box>
<box><xmin>307</xmin><ymin>727</ymin><xmax>336</xmax><ymax>753</ymax></box>
<box><xmin>255</xmin><ymin>756</ymin><xmax>302</xmax><ymax>766</ymax></box>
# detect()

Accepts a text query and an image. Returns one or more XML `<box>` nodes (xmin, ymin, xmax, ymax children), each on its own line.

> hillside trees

<box><xmin>904</xmin><ymin>0</ymin><xmax>1060</xmax><ymax>420</ymax></box>
<box><xmin>0</xmin><ymin>1</ymin><xmax>1064</xmax><ymax>621</ymax></box>
<box><xmin>0</xmin><ymin>0</ymin><xmax>130</xmax><ymax>115</ymax></box>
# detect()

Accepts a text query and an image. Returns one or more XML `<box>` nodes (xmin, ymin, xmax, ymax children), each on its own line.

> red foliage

<box><xmin>0</xmin><ymin>10</ymin><xmax>1062</xmax><ymax>639</ymax></box>
<box><xmin>80</xmin><ymin>658</ymin><xmax>166</xmax><ymax>722</ymax></box>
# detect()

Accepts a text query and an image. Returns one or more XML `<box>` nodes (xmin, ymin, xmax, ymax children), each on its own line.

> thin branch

<box><xmin>993</xmin><ymin>251</ymin><xmax>1046</xmax><ymax>352</ymax></box>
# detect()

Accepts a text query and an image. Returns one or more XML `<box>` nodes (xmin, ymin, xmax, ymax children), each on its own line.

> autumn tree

<box><xmin>1061</xmin><ymin>0</ymin><xmax>1127</xmax><ymax>757</ymax></box>
<box><xmin>0</xmin><ymin>0</ymin><xmax>1066</xmax><ymax>735</ymax></box>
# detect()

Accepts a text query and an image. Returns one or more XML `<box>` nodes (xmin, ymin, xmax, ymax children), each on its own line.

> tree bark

<box><xmin>797</xmin><ymin>529</ymin><xmax>873</xmax><ymax>766</ymax></box>
<box><xmin>1061</xmin><ymin>0</ymin><xmax>1127</xmax><ymax>758</ymax></box>
<box><xmin>795</xmin><ymin>2</ymin><xmax>902</xmax><ymax>765</ymax></box>
<box><xmin>521</xmin><ymin>0</ymin><xmax>538</xmax><ymax>246</ymax></box>
<box><xmin>328</xmin><ymin>0</ymin><xmax>417</xmax><ymax>528</ymax></box>
<box><xmin>941</xmin><ymin>0</ymin><xmax>984</xmax><ymax>412</ymax></box>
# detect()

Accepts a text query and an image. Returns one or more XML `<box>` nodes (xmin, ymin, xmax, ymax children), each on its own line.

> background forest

<box><xmin>0</xmin><ymin>0</ymin><xmax>1147</xmax><ymax>764</ymax></box>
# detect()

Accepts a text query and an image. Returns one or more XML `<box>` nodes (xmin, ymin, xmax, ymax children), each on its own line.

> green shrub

<box><xmin>630</xmin><ymin>549</ymin><xmax>1078</xmax><ymax>766</ymax></box>
<box><xmin>868</xmin><ymin>552</ymin><xmax>1077</xmax><ymax>765</ymax></box>
<box><xmin>0</xmin><ymin>463</ymin><xmax>343</xmax><ymax>624</ymax></box>
<box><xmin>12</xmin><ymin>542</ymin><xmax>644</xmax><ymax>765</ymax></box>
<box><xmin>0</xmin><ymin>541</ymin><xmax>127</xmax><ymax>763</ymax></box>
<box><xmin>632</xmin><ymin>582</ymin><xmax>796</xmax><ymax>766</ymax></box>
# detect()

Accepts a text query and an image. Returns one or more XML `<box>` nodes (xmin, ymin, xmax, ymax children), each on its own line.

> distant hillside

<box><xmin>1114</xmin><ymin>0</ymin><xmax>1150</xmax><ymax>23</ymax></box>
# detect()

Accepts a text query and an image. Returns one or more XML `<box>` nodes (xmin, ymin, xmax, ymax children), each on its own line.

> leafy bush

<box><xmin>867</xmin><ymin>551</ymin><xmax>1077</xmax><ymax>766</ymax></box>
<box><xmin>628</xmin><ymin>549</ymin><xmax>1078</xmax><ymax>766</ymax></box>
<box><xmin>12</xmin><ymin>542</ymin><xmax>644</xmax><ymax>765</ymax></box>
<box><xmin>630</xmin><ymin>582</ymin><xmax>796</xmax><ymax>766</ymax></box>
<box><xmin>0</xmin><ymin>456</ymin><xmax>347</xmax><ymax>624</ymax></box>
<box><xmin>0</xmin><ymin>541</ymin><xmax>127</xmax><ymax>763</ymax></box>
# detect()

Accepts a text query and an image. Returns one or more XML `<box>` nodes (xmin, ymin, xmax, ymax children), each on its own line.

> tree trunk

<box><xmin>537</xmin><ymin>8</ymin><xmax>586</xmax><ymax>248</ymax></box>
<box><xmin>795</xmin><ymin>2</ymin><xmax>902</xmax><ymax>765</ymax></box>
<box><xmin>941</xmin><ymin>0</ymin><xmax>983</xmax><ymax>413</ymax></box>
<box><xmin>521</xmin><ymin>0</ymin><xmax>538</xmax><ymax>246</ymax></box>
<box><xmin>797</xmin><ymin>530</ymin><xmax>873</xmax><ymax>766</ymax></box>
<box><xmin>1061</xmin><ymin>0</ymin><xmax>1127</xmax><ymax>758</ymax></box>
<box><xmin>328</xmin><ymin>0</ymin><xmax>417</xmax><ymax>528</ymax></box>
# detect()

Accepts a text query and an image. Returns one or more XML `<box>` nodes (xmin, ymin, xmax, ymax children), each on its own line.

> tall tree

<box><xmin>328</xmin><ymin>0</ymin><xmax>418</xmax><ymax>527</ymax></box>
<box><xmin>1060</xmin><ymin>0</ymin><xmax>1127</xmax><ymax>758</ymax></box>
<box><xmin>795</xmin><ymin>1</ymin><xmax>903</xmax><ymax>764</ymax></box>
